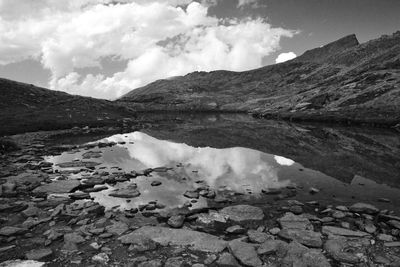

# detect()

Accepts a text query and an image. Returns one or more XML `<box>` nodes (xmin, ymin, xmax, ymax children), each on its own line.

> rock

<box><xmin>0</xmin><ymin>260</ymin><xmax>46</xmax><ymax>267</ymax></box>
<box><xmin>82</xmin><ymin>151</ymin><xmax>102</xmax><ymax>159</ymax></box>
<box><xmin>261</xmin><ymin>188</ymin><xmax>281</xmax><ymax>195</ymax></box>
<box><xmin>289</xmin><ymin>205</ymin><xmax>303</xmax><ymax>214</ymax></box>
<box><xmin>226</xmin><ymin>225</ymin><xmax>246</xmax><ymax>234</ymax></box>
<box><xmin>228</xmin><ymin>239</ymin><xmax>262</xmax><ymax>267</ymax></box>
<box><xmin>151</xmin><ymin>181</ymin><xmax>162</xmax><ymax>186</ymax></box>
<box><xmin>33</xmin><ymin>180</ymin><xmax>80</xmax><ymax>194</ymax></box>
<box><xmin>364</xmin><ymin>221</ymin><xmax>377</xmax><ymax>233</ymax></box>
<box><xmin>0</xmin><ymin>226</ymin><xmax>27</xmax><ymax>236</ymax></box>
<box><xmin>332</xmin><ymin>211</ymin><xmax>346</xmax><ymax>219</ymax></box>
<box><xmin>138</xmin><ymin>260</ymin><xmax>163</xmax><ymax>267</ymax></box>
<box><xmin>165</xmin><ymin>257</ymin><xmax>185</xmax><ymax>267</ymax></box>
<box><xmin>257</xmin><ymin>240</ymin><xmax>288</xmax><ymax>256</ymax></box>
<box><xmin>109</xmin><ymin>188</ymin><xmax>140</xmax><ymax>198</ymax></box>
<box><xmin>280</xmin><ymin>241</ymin><xmax>330</xmax><ymax>267</ymax></box>
<box><xmin>128</xmin><ymin>236</ymin><xmax>157</xmax><ymax>252</ymax></box>
<box><xmin>220</xmin><ymin>205</ymin><xmax>264</xmax><ymax>223</ymax></box>
<box><xmin>384</xmin><ymin>241</ymin><xmax>400</xmax><ymax>247</ymax></box>
<box><xmin>196</xmin><ymin>211</ymin><xmax>228</xmax><ymax>228</ymax></box>
<box><xmin>278</xmin><ymin>212</ymin><xmax>313</xmax><ymax>230</ymax></box>
<box><xmin>183</xmin><ymin>190</ymin><xmax>199</xmax><ymax>199</ymax></box>
<box><xmin>269</xmin><ymin>227</ymin><xmax>281</xmax><ymax>235</ymax></box>
<box><xmin>25</xmin><ymin>248</ymin><xmax>53</xmax><ymax>260</ymax></box>
<box><xmin>69</xmin><ymin>192</ymin><xmax>91</xmax><ymax>200</ymax></box>
<box><xmin>119</xmin><ymin>226</ymin><xmax>227</xmax><ymax>253</ymax></box>
<box><xmin>247</xmin><ymin>230</ymin><xmax>272</xmax><ymax>243</ymax></box>
<box><xmin>57</xmin><ymin>161</ymin><xmax>101</xmax><ymax>168</ymax></box>
<box><xmin>64</xmin><ymin>232</ymin><xmax>85</xmax><ymax>244</ymax></box>
<box><xmin>0</xmin><ymin>245</ymin><xmax>15</xmax><ymax>253</ymax></box>
<box><xmin>92</xmin><ymin>253</ymin><xmax>109</xmax><ymax>264</ymax></box>
<box><xmin>278</xmin><ymin>229</ymin><xmax>323</xmax><ymax>248</ymax></box>
<box><xmin>167</xmin><ymin>215</ymin><xmax>185</xmax><ymax>228</ymax></box>
<box><xmin>309</xmin><ymin>187</ymin><xmax>320</xmax><ymax>194</ymax></box>
<box><xmin>388</xmin><ymin>220</ymin><xmax>400</xmax><ymax>229</ymax></box>
<box><xmin>106</xmin><ymin>221</ymin><xmax>129</xmax><ymax>235</ymax></box>
<box><xmin>349</xmin><ymin>203</ymin><xmax>379</xmax><ymax>214</ymax></box>
<box><xmin>324</xmin><ymin>238</ymin><xmax>364</xmax><ymax>264</ymax></box>
<box><xmin>22</xmin><ymin>205</ymin><xmax>41</xmax><ymax>217</ymax></box>
<box><xmin>217</xmin><ymin>252</ymin><xmax>241</xmax><ymax>267</ymax></box>
<box><xmin>322</xmin><ymin>226</ymin><xmax>370</xmax><ymax>237</ymax></box>
<box><xmin>377</xmin><ymin>233</ymin><xmax>394</xmax><ymax>242</ymax></box>
<box><xmin>336</xmin><ymin>206</ymin><xmax>348</xmax><ymax>212</ymax></box>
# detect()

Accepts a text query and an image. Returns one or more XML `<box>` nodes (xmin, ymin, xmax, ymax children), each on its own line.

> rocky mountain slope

<box><xmin>0</xmin><ymin>78</ymin><xmax>135</xmax><ymax>135</ymax></box>
<box><xmin>119</xmin><ymin>31</ymin><xmax>400</xmax><ymax>126</ymax></box>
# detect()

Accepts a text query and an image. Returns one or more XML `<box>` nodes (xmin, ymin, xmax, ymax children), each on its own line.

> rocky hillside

<box><xmin>119</xmin><ymin>31</ymin><xmax>400</xmax><ymax>126</ymax></box>
<box><xmin>0</xmin><ymin>78</ymin><xmax>135</xmax><ymax>135</ymax></box>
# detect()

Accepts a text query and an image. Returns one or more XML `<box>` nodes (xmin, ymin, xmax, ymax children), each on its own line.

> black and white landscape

<box><xmin>1</xmin><ymin>1</ymin><xmax>400</xmax><ymax>266</ymax></box>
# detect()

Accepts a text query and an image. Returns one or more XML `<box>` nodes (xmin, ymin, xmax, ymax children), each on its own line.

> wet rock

<box><xmin>332</xmin><ymin>211</ymin><xmax>346</xmax><ymax>219</ymax></box>
<box><xmin>278</xmin><ymin>229</ymin><xmax>323</xmax><ymax>248</ymax></box>
<box><xmin>220</xmin><ymin>205</ymin><xmax>264</xmax><ymax>223</ymax></box>
<box><xmin>196</xmin><ymin>210</ymin><xmax>228</xmax><ymax>228</ymax></box>
<box><xmin>119</xmin><ymin>226</ymin><xmax>227</xmax><ymax>253</ymax></box>
<box><xmin>92</xmin><ymin>252</ymin><xmax>109</xmax><ymax>264</ymax></box>
<box><xmin>278</xmin><ymin>212</ymin><xmax>313</xmax><ymax>230</ymax></box>
<box><xmin>25</xmin><ymin>248</ymin><xmax>53</xmax><ymax>260</ymax></box>
<box><xmin>183</xmin><ymin>190</ymin><xmax>199</xmax><ymax>199</ymax></box>
<box><xmin>216</xmin><ymin>252</ymin><xmax>241</xmax><ymax>266</ymax></box>
<box><xmin>33</xmin><ymin>180</ymin><xmax>80</xmax><ymax>194</ymax></box>
<box><xmin>282</xmin><ymin>241</ymin><xmax>330</xmax><ymax>267</ymax></box>
<box><xmin>228</xmin><ymin>239</ymin><xmax>262</xmax><ymax>267</ymax></box>
<box><xmin>82</xmin><ymin>151</ymin><xmax>102</xmax><ymax>159</ymax></box>
<box><xmin>0</xmin><ymin>226</ymin><xmax>27</xmax><ymax>236</ymax></box>
<box><xmin>108</xmin><ymin>188</ymin><xmax>140</xmax><ymax>198</ymax></box>
<box><xmin>247</xmin><ymin>230</ymin><xmax>272</xmax><ymax>244</ymax></box>
<box><xmin>349</xmin><ymin>203</ymin><xmax>379</xmax><ymax>214</ymax></box>
<box><xmin>335</xmin><ymin>206</ymin><xmax>348</xmax><ymax>212</ymax></box>
<box><xmin>167</xmin><ymin>215</ymin><xmax>185</xmax><ymax>228</ymax></box>
<box><xmin>364</xmin><ymin>221</ymin><xmax>377</xmax><ymax>233</ymax></box>
<box><xmin>322</xmin><ymin>226</ymin><xmax>370</xmax><ymax>237</ymax></box>
<box><xmin>83</xmin><ymin>185</ymin><xmax>108</xmax><ymax>193</ymax></box>
<box><xmin>257</xmin><ymin>239</ymin><xmax>288</xmax><ymax>256</ymax></box>
<box><xmin>289</xmin><ymin>205</ymin><xmax>303</xmax><ymax>215</ymax></box>
<box><xmin>226</xmin><ymin>225</ymin><xmax>246</xmax><ymax>234</ymax></box>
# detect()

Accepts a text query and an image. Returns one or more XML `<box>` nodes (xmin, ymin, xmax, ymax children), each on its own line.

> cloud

<box><xmin>237</xmin><ymin>0</ymin><xmax>264</xmax><ymax>8</ymax></box>
<box><xmin>0</xmin><ymin>0</ymin><xmax>296</xmax><ymax>99</ymax></box>
<box><xmin>275</xmin><ymin>52</ymin><xmax>297</xmax><ymax>63</ymax></box>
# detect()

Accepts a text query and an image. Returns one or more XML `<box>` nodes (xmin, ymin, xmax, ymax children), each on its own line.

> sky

<box><xmin>0</xmin><ymin>0</ymin><xmax>399</xmax><ymax>100</ymax></box>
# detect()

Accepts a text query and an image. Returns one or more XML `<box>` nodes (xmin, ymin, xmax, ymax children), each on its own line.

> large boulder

<box><xmin>118</xmin><ymin>226</ymin><xmax>227</xmax><ymax>253</ymax></box>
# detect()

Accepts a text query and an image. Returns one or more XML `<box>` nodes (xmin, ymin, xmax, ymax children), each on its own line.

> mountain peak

<box><xmin>295</xmin><ymin>34</ymin><xmax>359</xmax><ymax>63</ymax></box>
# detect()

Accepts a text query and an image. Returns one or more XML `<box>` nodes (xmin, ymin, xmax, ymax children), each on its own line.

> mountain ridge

<box><xmin>118</xmin><ymin>31</ymin><xmax>400</xmax><ymax>127</ymax></box>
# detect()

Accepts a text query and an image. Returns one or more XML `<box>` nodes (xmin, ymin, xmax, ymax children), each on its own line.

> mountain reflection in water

<box><xmin>47</xmin><ymin>127</ymin><xmax>400</xmax><ymax>212</ymax></box>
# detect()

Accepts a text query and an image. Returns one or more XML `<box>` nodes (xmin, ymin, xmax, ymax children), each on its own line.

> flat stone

<box><xmin>278</xmin><ymin>212</ymin><xmax>313</xmax><ymax>230</ymax></box>
<box><xmin>228</xmin><ymin>239</ymin><xmax>263</xmax><ymax>267</ymax></box>
<box><xmin>25</xmin><ymin>248</ymin><xmax>53</xmax><ymax>260</ymax></box>
<box><xmin>220</xmin><ymin>205</ymin><xmax>264</xmax><ymax>223</ymax></box>
<box><xmin>349</xmin><ymin>203</ymin><xmax>379</xmax><ymax>214</ymax></box>
<box><xmin>322</xmin><ymin>226</ymin><xmax>370</xmax><ymax>237</ymax></box>
<box><xmin>384</xmin><ymin>242</ymin><xmax>400</xmax><ymax>247</ymax></box>
<box><xmin>64</xmin><ymin>232</ymin><xmax>85</xmax><ymax>244</ymax></box>
<box><xmin>278</xmin><ymin>229</ymin><xmax>323</xmax><ymax>248</ymax></box>
<box><xmin>183</xmin><ymin>190</ymin><xmax>199</xmax><ymax>199</ymax></box>
<box><xmin>332</xmin><ymin>211</ymin><xmax>346</xmax><ymax>219</ymax></box>
<box><xmin>247</xmin><ymin>230</ymin><xmax>272</xmax><ymax>243</ymax></box>
<box><xmin>216</xmin><ymin>252</ymin><xmax>241</xmax><ymax>267</ymax></box>
<box><xmin>196</xmin><ymin>211</ymin><xmax>228</xmax><ymax>228</ymax></box>
<box><xmin>0</xmin><ymin>226</ymin><xmax>27</xmax><ymax>236</ymax></box>
<box><xmin>281</xmin><ymin>241</ymin><xmax>330</xmax><ymax>267</ymax></box>
<box><xmin>324</xmin><ymin>238</ymin><xmax>364</xmax><ymax>264</ymax></box>
<box><xmin>119</xmin><ymin>226</ymin><xmax>227</xmax><ymax>253</ymax></box>
<box><xmin>0</xmin><ymin>245</ymin><xmax>15</xmax><ymax>253</ymax></box>
<box><xmin>377</xmin><ymin>234</ymin><xmax>394</xmax><ymax>242</ymax></box>
<box><xmin>33</xmin><ymin>180</ymin><xmax>80</xmax><ymax>194</ymax></box>
<box><xmin>226</xmin><ymin>225</ymin><xmax>246</xmax><ymax>234</ymax></box>
<box><xmin>106</xmin><ymin>221</ymin><xmax>129</xmax><ymax>235</ymax></box>
<box><xmin>257</xmin><ymin>240</ymin><xmax>288</xmax><ymax>255</ymax></box>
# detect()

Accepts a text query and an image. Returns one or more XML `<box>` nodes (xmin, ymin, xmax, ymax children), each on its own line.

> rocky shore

<box><xmin>1</xmin><ymin>127</ymin><xmax>400</xmax><ymax>266</ymax></box>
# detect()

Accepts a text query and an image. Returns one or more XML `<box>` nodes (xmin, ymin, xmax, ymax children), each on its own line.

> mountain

<box><xmin>0</xmin><ymin>78</ymin><xmax>135</xmax><ymax>135</ymax></box>
<box><xmin>119</xmin><ymin>31</ymin><xmax>400</xmax><ymax>127</ymax></box>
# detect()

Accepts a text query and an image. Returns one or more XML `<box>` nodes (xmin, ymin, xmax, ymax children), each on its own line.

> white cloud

<box><xmin>0</xmin><ymin>0</ymin><xmax>296</xmax><ymax>99</ymax></box>
<box><xmin>275</xmin><ymin>51</ymin><xmax>297</xmax><ymax>63</ymax></box>
<box><xmin>237</xmin><ymin>0</ymin><xmax>264</xmax><ymax>8</ymax></box>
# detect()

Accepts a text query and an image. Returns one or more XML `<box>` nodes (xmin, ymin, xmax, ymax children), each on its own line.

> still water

<box><xmin>46</xmin><ymin>114</ymin><xmax>400</xmax><ymax>212</ymax></box>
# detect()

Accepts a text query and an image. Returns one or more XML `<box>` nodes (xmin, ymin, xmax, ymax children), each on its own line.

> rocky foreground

<box><xmin>1</xmin><ymin>128</ymin><xmax>400</xmax><ymax>266</ymax></box>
